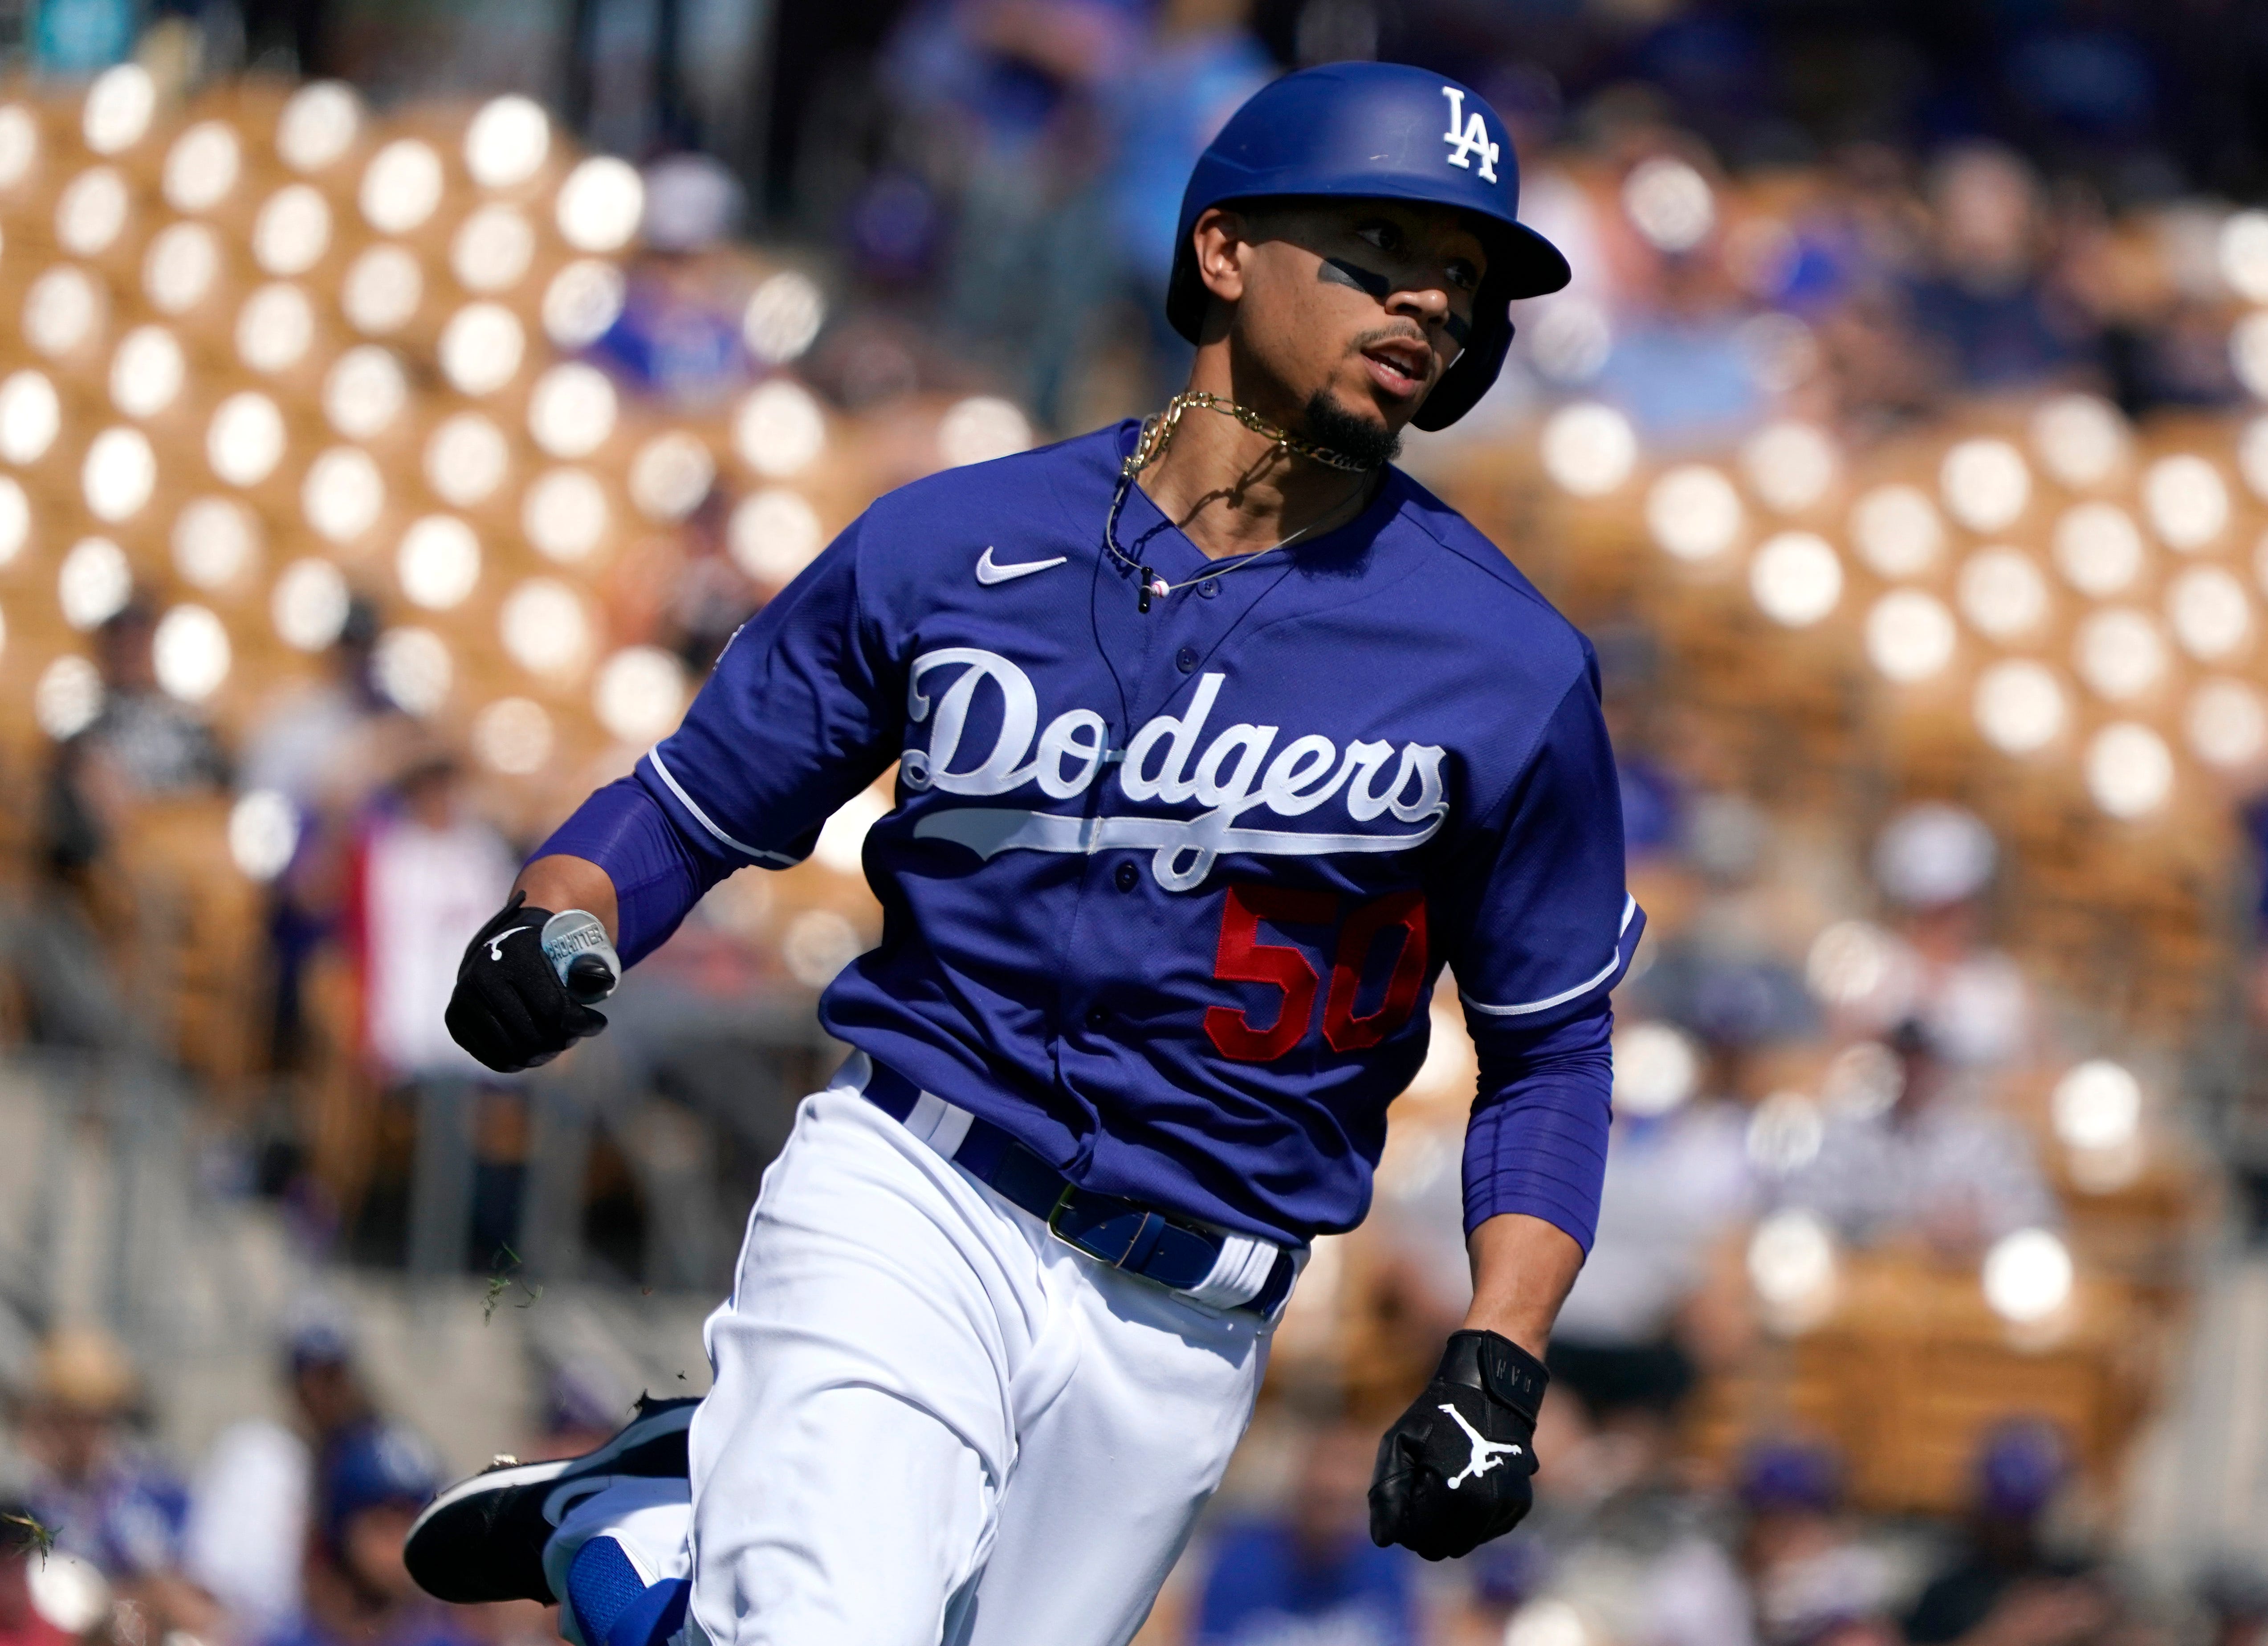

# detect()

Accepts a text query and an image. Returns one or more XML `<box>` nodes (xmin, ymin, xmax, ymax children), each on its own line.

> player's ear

<box><xmin>1193</xmin><ymin>206</ymin><xmax>1254</xmax><ymax>309</ymax></box>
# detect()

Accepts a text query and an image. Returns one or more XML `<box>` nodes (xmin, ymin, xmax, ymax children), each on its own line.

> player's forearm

<box><xmin>1454</xmin><ymin>998</ymin><xmax>1612</xmax><ymax>1358</ymax></box>
<box><xmin>514</xmin><ymin>853</ymin><xmax>621</xmax><ymax>940</ymax></box>
<box><xmin>1462</xmin><ymin>1212</ymin><xmax>1584</xmax><ymax>1357</ymax></box>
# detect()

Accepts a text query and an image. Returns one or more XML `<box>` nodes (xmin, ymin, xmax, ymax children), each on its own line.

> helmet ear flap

<box><xmin>1413</xmin><ymin>294</ymin><xmax>1513</xmax><ymax>432</ymax></box>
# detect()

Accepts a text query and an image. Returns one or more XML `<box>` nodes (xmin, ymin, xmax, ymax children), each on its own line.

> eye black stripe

<box><xmin>1320</xmin><ymin>256</ymin><xmax>1391</xmax><ymax>299</ymax></box>
<box><xmin>1324</xmin><ymin>257</ymin><xmax>1475</xmax><ymax>348</ymax></box>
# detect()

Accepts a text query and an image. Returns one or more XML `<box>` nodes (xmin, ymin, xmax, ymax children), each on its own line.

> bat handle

<box><xmin>541</xmin><ymin>909</ymin><xmax>622</xmax><ymax>1003</ymax></box>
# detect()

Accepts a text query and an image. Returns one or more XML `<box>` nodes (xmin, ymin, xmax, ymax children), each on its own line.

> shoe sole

<box><xmin>405</xmin><ymin>1398</ymin><xmax>699</xmax><ymax>1605</ymax></box>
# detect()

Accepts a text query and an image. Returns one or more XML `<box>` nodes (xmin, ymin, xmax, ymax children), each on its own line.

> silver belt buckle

<box><xmin>1046</xmin><ymin>1184</ymin><xmax>1168</xmax><ymax>1269</ymax></box>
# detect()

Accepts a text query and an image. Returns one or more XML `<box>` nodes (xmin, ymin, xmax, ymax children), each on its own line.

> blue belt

<box><xmin>860</xmin><ymin>1059</ymin><xmax>1297</xmax><ymax>1319</ymax></box>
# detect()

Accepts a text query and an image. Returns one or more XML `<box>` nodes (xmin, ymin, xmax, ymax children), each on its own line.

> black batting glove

<box><xmin>1368</xmin><ymin>1329</ymin><xmax>1546</xmax><ymax>1561</ymax></box>
<box><xmin>444</xmin><ymin>892</ymin><xmax>610</xmax><ymax>1073</ymax></box>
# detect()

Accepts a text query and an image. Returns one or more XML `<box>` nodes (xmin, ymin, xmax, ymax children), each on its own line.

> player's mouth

<box><xmin>1360</xmin><ymin>338</ymin><xmax>1432</xmax><ymax>399</ymax></box>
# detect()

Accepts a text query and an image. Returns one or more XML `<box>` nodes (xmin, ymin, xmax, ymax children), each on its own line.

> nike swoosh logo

<box><xmin>486</xmin><ymin>926</ymin><xmax>533</xmax><ymax>962</ymax></box>
<box><xmin>975</xmin><ymin>547</ymin><xmax>1067</xmax><ymax>586</ymax></box>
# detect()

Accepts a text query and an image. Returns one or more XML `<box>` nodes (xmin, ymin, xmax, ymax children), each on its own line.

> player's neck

<box><xmin>1140</xmin><ymin>371</ymin><xmax>1379</xmax><ymax>561</ymax></box>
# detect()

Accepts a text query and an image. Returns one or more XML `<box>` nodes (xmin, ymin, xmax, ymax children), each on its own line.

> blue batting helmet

<box><xmin>1167</xmin><ymin>62</ymin><xmax>1570</xmax><ymax>431</ymax></box>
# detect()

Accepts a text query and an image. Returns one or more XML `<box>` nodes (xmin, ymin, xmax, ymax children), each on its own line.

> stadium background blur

<box><xmin>5</xmin><ymin>1</ymin><xmax>2268</xmax><ymax>1643</ymax></box>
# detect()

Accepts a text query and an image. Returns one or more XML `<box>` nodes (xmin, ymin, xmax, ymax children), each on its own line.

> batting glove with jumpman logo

<box><xmin>446</xmin><ymin>892</ymin><xmax>612</xmax><ymax>1073</ymax></box>
<box><xmin>1368</xmin><ymin>1329</ymin><xmax>1547</xmax><ymax>1560</ymax></box>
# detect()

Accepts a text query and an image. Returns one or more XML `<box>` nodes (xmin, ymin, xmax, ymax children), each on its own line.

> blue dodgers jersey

<box><xmin>639</xmin><ymin>422</ymin><xmax>1641</xmax><ymax>1244</ymax></box>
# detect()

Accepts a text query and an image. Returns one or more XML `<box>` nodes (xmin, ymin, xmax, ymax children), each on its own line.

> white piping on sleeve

<box><xmin>1461</xmin><ymin>894</ymin><xmax>1638</xmax><ymax>1018</ymax></box>
<box><xmin>644</xmin><ymin>748</ymin><xmax>802</xmax><ymax>866</ymax></box>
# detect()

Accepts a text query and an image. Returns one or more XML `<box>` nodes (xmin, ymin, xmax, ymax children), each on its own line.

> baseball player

<box><xmin>406</xmin><ymin>61</ymin><xmax>1640</xmax><ymax>1646</ymax></box>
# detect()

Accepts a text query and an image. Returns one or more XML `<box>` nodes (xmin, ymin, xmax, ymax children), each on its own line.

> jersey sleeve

<box><xmin>1445</xmin><ymin>656</ymin><xmax>1644</xmax><ymax>1032</ymax></box>
<box><xmin>535</xmin><ymin>515</ymin><xmax>904</xmax><ymax>961</ymax></box>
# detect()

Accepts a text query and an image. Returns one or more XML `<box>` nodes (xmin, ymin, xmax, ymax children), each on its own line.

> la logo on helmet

<box><xmin>1440</xmin><ymin>87</ymin><xmax>1499</xmax><ymax>183</ymax></box>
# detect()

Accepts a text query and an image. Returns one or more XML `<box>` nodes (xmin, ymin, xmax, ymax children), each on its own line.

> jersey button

<box><xmin>1197</xmin><ymin>578</ymin><xmax>1220</xmax><ymax>599</ymax></box>
<box><xmin>1085</xmin><ymin>1006</ymin><xmax>1108</xmax><ymax>1029</ymax></box>
<box><xmin>1175</xmin><ymin>645</ymin><xmax>1199</xmax><ymax>672</ymax></box>
<box><xmin>1114</xmin><ymin>862</ymin><xmax>1137</xmax><ymax>892</ymax></box>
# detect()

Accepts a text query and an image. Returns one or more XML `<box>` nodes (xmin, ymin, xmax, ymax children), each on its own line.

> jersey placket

<box><xmin>1052</xmin><ymin>485</ymin><xmax>1311</xmax><ymax>1159</ymax></box>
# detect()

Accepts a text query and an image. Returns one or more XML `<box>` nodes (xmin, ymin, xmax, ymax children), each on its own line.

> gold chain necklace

<box><xmin>1122</xmin><ymin>391</ymin><xmax>1376</xmax><ymax>479</ymax></box>
<box><xmin>1104</xmin><ymin>391</ymin><xmax>1378</xmax><ymax>613</ymax></box>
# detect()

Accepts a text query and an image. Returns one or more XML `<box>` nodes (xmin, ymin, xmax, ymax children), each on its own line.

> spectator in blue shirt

<box><xmin>20</xmin><ymin>1326</ymin><xmax>189</xmax><ymax>1578</ymax></box>
<box><xmin>265</xmin><ymin>1419</ymin><xmax>480</xmax><ymax>1646</ymax></box>
<box><xmin>1195</xmin><ymin>1420</ymin><xmax>1419</xmax><ymax>1646</ymax></box>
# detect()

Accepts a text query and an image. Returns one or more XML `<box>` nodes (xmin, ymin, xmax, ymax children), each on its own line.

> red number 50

<box><xmin>1203</xmin><ymin>883</ymin><xmax>1429</xmax><ymax>1063</ymax></box>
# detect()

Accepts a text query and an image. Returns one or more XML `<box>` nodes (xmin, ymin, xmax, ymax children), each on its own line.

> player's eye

<box><xmin>1445</xmin><ymin>258</ymin><xmax>1479</xmax><ymax>292</ymax></box>
<box><xmin>1355</xmin><ymin>221</ymin><xmax>1403</xmax><ymax>256</ymax></box>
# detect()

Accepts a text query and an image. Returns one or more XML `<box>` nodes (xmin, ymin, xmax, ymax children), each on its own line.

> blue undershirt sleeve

<box><xmin>534</xmin><ymin>776</ymin><xmax>740</xmax><ymax>966</ymax></box>
<box><xmin>1460</xmin><ymin>997</ymin><xmax>1614</xmax><ymax>1250</ymax></box>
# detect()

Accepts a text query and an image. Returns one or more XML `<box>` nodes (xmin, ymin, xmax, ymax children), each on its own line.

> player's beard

<box><xmin>1301</xmin><ymin>387</ymin><xmax>1402</xmax><ymax>470</ymax></box>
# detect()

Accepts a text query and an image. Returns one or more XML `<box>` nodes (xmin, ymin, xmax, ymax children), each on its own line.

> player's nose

<box><xmin>1385</xmin><ymin>282</ymin><xmax>1457</xmax><ymax>342</ymax></box>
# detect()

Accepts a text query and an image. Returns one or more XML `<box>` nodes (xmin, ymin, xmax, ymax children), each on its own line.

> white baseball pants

<box><xmin>583</xmin><ymin>1059</ymin><xmax>1280</xmax><ymax>1646</ymax></box>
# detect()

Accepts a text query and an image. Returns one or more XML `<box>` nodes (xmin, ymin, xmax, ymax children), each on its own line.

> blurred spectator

<box><xmin>594</xmin><ymin>156</ymin><xmax>754</xmax><ymax>410</ymax></box>
<box><xmin>185</xmin><ymin>1304</ymin><xmax>379</xmax><ymax>1636</ymax></box>
<box><xmin>30</xmin><ymin>0</ymin><xmax>132</xmax><ymax>73</ymax></box>
<box><xmin>1831</xmin><ymin>803</ymin><xmax>2036</xmax><ymax>1070</ymax></box>
<box><xmin>270</xmin><ymin>1420</ymin><xmax>469</xmax><ymax>1646</ymax></box>
<box><xmin>286</xmin><ymin>1305</ymin><xmax>379</xmax><ymax>1454</ymax></box>
<box><xmin>1592</xmin><ymin>625</ymin><xmax>1684</xmax><ymax>869</ymax></box>
<box><xmin>1595</xmin><ymin>244</ymin><xmax>1770</xmax><ymax>444</ymax></box>
<box><xmin>1903</xmin><ymin>144</ymin><xmax>2095</xmax><ymax>394</ymax></box>
<box><xmin>1548</xmin><ymin>1047</ymin><xmax>1753</xmax><ymax>1434</ymax></box>
<box><xmin>1622</xmin><ymin>789</ymin><xmax>1815</xmax><ymax>1061</ymax></box>
<box><xmin>1800</xmin><ymin>148</ymin><xmax>1943</xmax><ymax>429</ymax></box>
<box><xmin>188</xmin><ymin>1420</ymin><xmax>311</xmax><ymax>1638</ymax></box>
<box><xmin>1617</xmin><ymin>751</ymin><xmax>1686</xmax><ymax>870</ymax></box>
<box><xmin>1736</xmin><ymin>1442</ymin><xmax>1899</xmax><ymax>1646</ymax></box>
<box><xmin>1902</xmin><ymin>1422</ymin><xmax>2112</xmax><ymax>1646</ymax></box>
<box><xmin>349</xmin><ymin>751</ymin><xmax>518</xmax><ymax>1084</ymax></box>
<box><xmin>240</xmin><ymin>598</ymin><xmax>397</xmax><ymax>1073</ymax></box>
<box><xmin>1193</xmin><ymin>1420</ymin><xmax>1417</xmax><ymax>1646</ymax></box>
<box><xmin>1514</xmin><ymin>1390</ymin><xmax>1751</xmax><ymax>1646</ymax></box>
<box><xmin>657</xmin><ymin>503</ymin><xmax>761</xmax><ymax>675</ymax></box>
<box><xmin>43</xmin><ymin>603</ymin><xmax>228</xmax><ymax>880</ymax></box>
<box><xmin>240</xmin><ymin>599</ymin><xmax>391</xmax><ymax>814</ymax></box>
<box><xmin>327</xmin><ymin>749</ymin><xmax>523</xmax><ymax>1261</ymax></box>
<box><xmin>1781</xmin><ymin>1017</ymin><xmax>2055</xmax><ymax>1255</ymax></box>
<box><xmin>881</xmin><ymin>0</ymin><xmax>1150</xmax><ymax>424</ymax></box>
<box><xmin>16</xmin><ymin>1327</ymin><xmax>209</xmax><ymax>1632</ymax></box>
<box><xmin>1104</xmin><ymin>0</ymin><xmax>1272</xmax><ymax>392</ymax></box>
